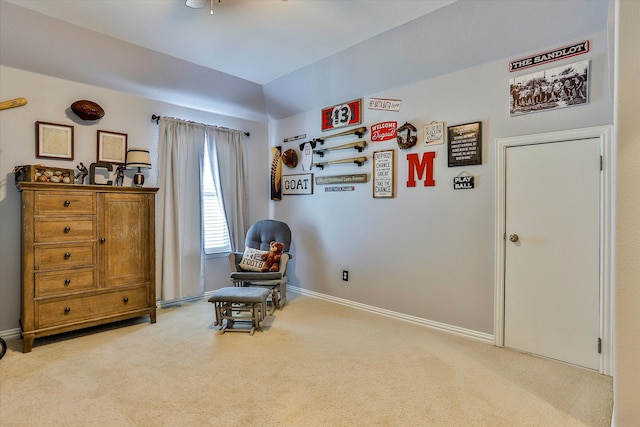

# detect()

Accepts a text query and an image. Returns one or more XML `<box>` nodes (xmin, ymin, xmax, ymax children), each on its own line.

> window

<box><xmin>202</xmin><ymin>143</ymin><xmax>231</xmax><ymax>255</ymax></box>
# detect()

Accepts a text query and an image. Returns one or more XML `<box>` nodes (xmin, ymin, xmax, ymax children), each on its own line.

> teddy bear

<box><xmin>261</xmin><ymin>241</ymin><xmax>284</xmax><ymax>272</ymax></box>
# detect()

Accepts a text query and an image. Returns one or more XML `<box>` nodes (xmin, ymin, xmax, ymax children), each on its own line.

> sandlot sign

<box><xmin>509</xmin><ymin>40</ymin><xmax>589</xmax><ymax>72</ymax></box>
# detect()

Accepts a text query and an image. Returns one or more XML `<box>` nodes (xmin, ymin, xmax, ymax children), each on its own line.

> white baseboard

<box><xmin>156</xmin><ymin>291</ymin><xmax>217</xmax><ymax>309</ymax></box>
<box><xmin>0</xmin><ymin>327</ymin><xmax>22</xmax><ymax>341</ymax></box>
<box><xmin>288</xmin><ymin>285</ymin><xmax>494</xmax><ymax>345</ymax></box>
<box><xmin>3</xmin><ymin>289</ymin><xmax>493</xmax><ymax>345</ymax></box>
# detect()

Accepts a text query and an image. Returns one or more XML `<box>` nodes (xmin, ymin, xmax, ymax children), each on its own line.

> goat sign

<box><xmin>282</xmin><ymin>173</ymin><xmax>314</xmax><ymax>195</ymax></box>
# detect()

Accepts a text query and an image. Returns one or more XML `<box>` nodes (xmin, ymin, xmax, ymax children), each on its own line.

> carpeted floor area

<box><xmin>0</xmin><ymin>293</ymin><xmax>612</xmax><ymax>426</ymax></box>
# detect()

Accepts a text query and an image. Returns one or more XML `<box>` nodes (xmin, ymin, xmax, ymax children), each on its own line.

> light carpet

<box><xmin>0</xmin><ymin>293</ymin><xmax>612</xmax><ymax>426</ymax></box>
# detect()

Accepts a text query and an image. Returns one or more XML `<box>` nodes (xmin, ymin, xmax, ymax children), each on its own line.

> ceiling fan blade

<box><xmin>185</xmin><ymin>0</ymin><xmax>208</xmax><ymax>9</ymax></box>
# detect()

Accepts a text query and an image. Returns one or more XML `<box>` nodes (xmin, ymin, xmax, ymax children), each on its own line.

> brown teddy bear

<box><xmin>261</xmin><ymin>241</ymin><xmax>284</xmax><ymax>272</ymax></box>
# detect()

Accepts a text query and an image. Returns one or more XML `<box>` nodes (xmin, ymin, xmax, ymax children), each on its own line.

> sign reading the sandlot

<box><xmin>509</xmin><ymin>40</ymin><xmax>589</xmax><ymax>72</ymax></box>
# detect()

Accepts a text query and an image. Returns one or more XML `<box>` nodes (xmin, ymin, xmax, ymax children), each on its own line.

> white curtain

<box><xmin>157</xmin><ymin>117</ymin><xmax>249</xmax><ymax>302</ymax></box>
<box><xmin>205</xmin><ymin>126</ymin><xmax>249</xmax><ymax>251</ymax></box>
<box><xmin>157</xmin><ymin>117</ymin><xmax>205</xmax><ymax>301</ymax></box>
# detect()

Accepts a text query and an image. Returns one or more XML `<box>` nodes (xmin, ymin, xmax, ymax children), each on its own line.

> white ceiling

<box><xmin>5</xmin><ymin>0</ymin><xmax>457</xmax><ymax>85</ymax></box>
<box><xmin>1</xmin><ymin>0</ymin><xmax>610</xmax><ymax>121</ymax></box>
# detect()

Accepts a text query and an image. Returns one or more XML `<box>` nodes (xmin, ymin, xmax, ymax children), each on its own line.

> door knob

<box><xmin>509</xmin><ymin>234</ymin><xmax>519</xmax><ymax>242</ymax></box>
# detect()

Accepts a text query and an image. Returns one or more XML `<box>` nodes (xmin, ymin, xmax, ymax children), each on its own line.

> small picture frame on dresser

<box><xmin>36</xmin><ymin>121</ymin><xmax>74</xmax><ymax>160</ymax></box>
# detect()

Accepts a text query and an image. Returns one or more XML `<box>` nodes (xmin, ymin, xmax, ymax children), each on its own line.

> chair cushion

<box><xmin>230</xmin><ymin>271</ymin><xmax>283</xmax><ymax>281</ymax></box>
<box><xmin>238</xmin><ymin>247</ymin><xmax>268</xmax><ymax>272</ymax></box>
<box><xmin>208</xmin><ymin>286</ymin><xmax>271</xmax><ymax>303</ymax></box>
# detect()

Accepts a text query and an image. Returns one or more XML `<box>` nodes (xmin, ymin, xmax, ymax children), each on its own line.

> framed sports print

<box><xmin>36</xmin><ymin>121</ymin><xmax>74</xmax><ymax>160</ymax></box>
<box><xmin>97</xmin><ymin>130</ymin><xmax>128</xmax><ymax>164</ymax></box>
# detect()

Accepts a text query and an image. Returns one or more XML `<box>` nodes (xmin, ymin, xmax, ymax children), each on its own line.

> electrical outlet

<box><xmin>342</xmin><ymin>270</ymin><xmax>349</xmax><ymax>281</ymax></box>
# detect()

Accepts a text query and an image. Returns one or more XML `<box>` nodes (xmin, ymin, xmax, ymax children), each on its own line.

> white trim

<box><xmin>156</xmin><ymin>291</ymin><xmax>217</xmax><ymax>309</ymax></box>
<box><xmin>0</xmin><ymin>327</ymin><xmax>23</xmax><ymax>341</ymax></box>
<box><xmin>494</xmin><ymin>125</ymin><xmax>614</xmax><ymax>376</ymax></box>
<box><xmin>288</xmin><ymin>285</ymin><xmax>494</xmax><ymax>344</ymax></box>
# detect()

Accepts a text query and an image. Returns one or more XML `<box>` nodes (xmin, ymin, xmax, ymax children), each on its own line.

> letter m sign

<box><xmin>406</xmin><ymin>152</ymin><xmax>436</xmax><ymax>187</ymax></box>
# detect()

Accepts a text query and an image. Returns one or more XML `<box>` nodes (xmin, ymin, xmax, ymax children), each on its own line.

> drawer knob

<box><xmin>100</xmin><ymin>238</ymin><xmax>106</xmax><ymax>243</ymax></box>
<box><xmin>64</xmin><ymin>226</ymin><xmax>71</xmax><ymax>233</ymax></box>
<box><xmin>64</xmin><ymin>252</ymin><xmax>71</xmax><ymax>259</ymax></box>
<box><xmin>64</xmin><ymin>278</ymin><xmax>71</xmax><ymax>286</ymax></box>
<box><xmin>63</xmin><ymin>200</ymin><xmax>71</xmax><ymax>207</ymax></box>
<box><xmin>64</xmin><ymin>307</ymin><xmax>71</xmax><ymax>314</ymax></box>
<box><xmin>123</xmin><ymin>297</ymin><xmax>129</xmax><ymax>303</ymax></box>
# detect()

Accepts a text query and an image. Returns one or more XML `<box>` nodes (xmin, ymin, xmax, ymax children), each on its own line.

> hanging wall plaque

<box><xmin>321</xmin><ymin>98</ymin><xmax>363</xmax><ymax>132</ymax></box>
<box><xmin>448</xmin><ymin>122</ymin><xmax>482</xmax><ymax>167</ymax></box>
<box><xmin>453</xmin><ymin>171</ymin><xmax>475</xmax><ymax>189</ymax></box>
<box><xmin>373</xmin><ymin>149</ymin><xmax>395</xmax><ymax>198</ymax></box>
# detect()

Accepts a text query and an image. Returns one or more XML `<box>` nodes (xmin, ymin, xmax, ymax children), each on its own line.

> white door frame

<box><xmin>494</xmin><ymin>125</ymin><xmax>614</xmax><ymax>375</ymax></box>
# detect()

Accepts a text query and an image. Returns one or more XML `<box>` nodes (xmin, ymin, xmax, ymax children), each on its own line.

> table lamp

<box><xmin>126</xmin><ymin>148</ymin><xmax>151</xmax><ymax>187</ymax></box>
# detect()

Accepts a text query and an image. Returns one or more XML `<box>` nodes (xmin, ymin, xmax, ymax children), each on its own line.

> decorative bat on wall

<box><xmin>312</xmin><ymin>156</ymin><xmax>367</xmax><ymax>170</ymax></box>
<box><xmin>299</xmin><ymin>126</ymin><xmax>368</xmax><ymax>150</ymax></box>
<box><xmin>0</xmin><ymin>98</ymin><xmax>28</xmax><ymax>111</ymax></box>
<box><xmin>313</xmin><ymin>140</ymin><xmax>368</xmax><ymax>157</ymax></box>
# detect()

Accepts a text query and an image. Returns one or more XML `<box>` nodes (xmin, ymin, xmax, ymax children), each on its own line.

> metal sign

<box><xmin>321</xmin><ymin>98</ymin><xmax>362</xmax><ymax>132</ymax></box>
<box><xmin>370</xmin><ymin>121</ymin><xmax>397</xmax><ymax>142</ymax></box>
<box><xmin>509</xmin><ymin>40</ymin><xmax>589</xmax><ymax>72</ymax></box>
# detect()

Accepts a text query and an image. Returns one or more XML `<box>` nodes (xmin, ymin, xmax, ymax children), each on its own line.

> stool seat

<box><xmin>208</xmin><ymin>287</ymin><xmax>271</xmax><ymax>303</ymax></box>
<box><xmin>208</xmin><ymin>287</ymin><xmax>271</xmax><ymax>335</ymax></box>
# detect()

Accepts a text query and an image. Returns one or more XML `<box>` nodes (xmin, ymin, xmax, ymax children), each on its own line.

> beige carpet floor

<box><xmin>0</xmin><ymin>293</ymin><xmax>612</xmax><ymax>426</ymax></box>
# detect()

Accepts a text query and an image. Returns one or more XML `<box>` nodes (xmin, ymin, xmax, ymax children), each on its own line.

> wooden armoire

<box><xmin>17</xmin><ymin>182</ymin><xmax>158</xmax><ymax>352</ymax></box>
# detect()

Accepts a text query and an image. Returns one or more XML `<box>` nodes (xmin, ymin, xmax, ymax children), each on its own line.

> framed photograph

<box><xmin>373</xmin><ymin>149</ymin><xmax>395</xmax><ymax>198</ymax></box>
<box><xmin>36</xmin><ymin>121</ymin><xmax>74</xmax><ymax>160</ymax></box>
<box><xmin>448</xmin><ymin>121</ymin><xmax>482</xmax><ymax>167</ymax></box>
<box><xmin>509</xmin><ymin>59</ymin><xmax>590</xmax><ymax>116</ymax></box>
<box><xmin>97</xmin><ymin>130</ymin><xmax>128</xmax><ymax>164</ymax></box>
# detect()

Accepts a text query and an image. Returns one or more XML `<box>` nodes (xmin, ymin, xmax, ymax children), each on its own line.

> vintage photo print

<box><xmin>509</xmin><ymin>60</ymin><xmax>589</xmax><ymax>116</ymax></box>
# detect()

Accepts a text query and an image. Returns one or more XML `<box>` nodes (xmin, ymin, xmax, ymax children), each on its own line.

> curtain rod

<box><xmin>151</xmin><ymin>114</ymin><xmax>250</xmax><ymax>137</ymax></box>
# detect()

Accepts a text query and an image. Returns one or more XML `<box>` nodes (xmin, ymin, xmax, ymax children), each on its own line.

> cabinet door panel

<box><xmin>100</xmin><ymin>193</ymin><xmax>150</xmax><ymax>287</ymax></box>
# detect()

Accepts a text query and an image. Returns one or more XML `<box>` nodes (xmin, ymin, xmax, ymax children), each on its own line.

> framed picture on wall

<box><xmin>97</xmin><ymin>130</ymin><xmax>128</xmax><ymax>164</ymax></box>
<box><xmin>321</xmin><ymin>98</ymin><xmax>363</xmax><ymax>132</ymax></box>
<box><xmin>372</xmin><ymin>149</ymin><xmax>395</xmax><ymax>198</ymax></box>
<box><xmin>447</xmin><ymin>122</ymin><xmax>482</xmax><ymax>167</ymax></box>
<box><xmin>36</xmin><ymin>121</ymin><xmax>74</xmax><ymax>160</ymax></box>
<box><xmin>509</xmin><ymin>59</ymin><xmax>590</xmax><ymax>116</ymax></box>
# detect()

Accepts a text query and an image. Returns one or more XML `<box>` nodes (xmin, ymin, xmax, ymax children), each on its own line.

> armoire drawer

<box><xmin>35</xmin><ymin>243</ymin><xmax>96</xmax><ymax>270</ymax></box>
<box><xmin>36</xmin><ymin>287</ymin><xmax>149</xmax><ymax>328</ymax></box>
<box><xmin>35</xmin><ymin>217</ymin><xmax>96</xmax><ymax>242</ymax></box>
<box><xmin>35</xmin><ymin>268</ymin><xmax>96</xmax><ymax>297</ymax></box>
<box><xmin>35</xmin><ymin>192</ymin><xmax>96</xmax><ymax>215</ymax></box>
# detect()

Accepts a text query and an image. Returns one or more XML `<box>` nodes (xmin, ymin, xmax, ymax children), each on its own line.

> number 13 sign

<box><xmin>321</xmin><ymin>98</ymin><xmax>363</xmax><ymax>132</ymax></box>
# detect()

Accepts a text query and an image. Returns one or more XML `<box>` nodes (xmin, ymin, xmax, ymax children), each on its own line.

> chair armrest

<box><xmin>228</xmin><ymin>252</ymin><xmax>243</xmax><ymax>272</ymax></box>
<box><xmin>279</xmin><ymin>253</ymin><xmax>290</xmax><ymax>275</ymax></box>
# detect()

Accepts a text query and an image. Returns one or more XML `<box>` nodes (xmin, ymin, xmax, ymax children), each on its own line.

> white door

<box><xmin>503</xmin><ymin>137</ymin><xmax>601</xmax><ymax>370</ymax></box>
